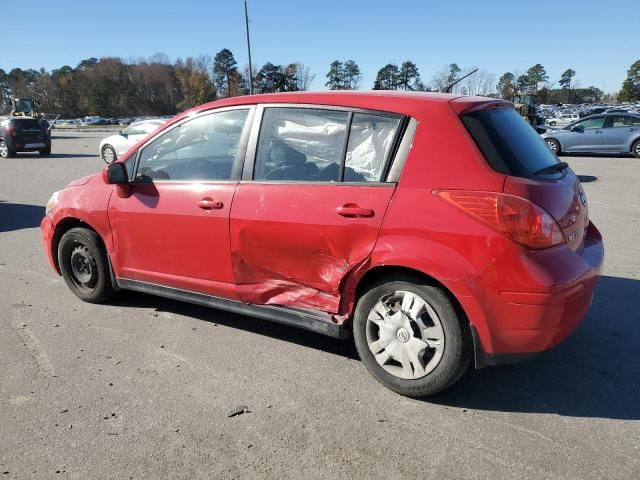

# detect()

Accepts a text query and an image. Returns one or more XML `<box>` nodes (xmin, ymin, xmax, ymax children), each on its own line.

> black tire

<box><xmin>39</xmin><ymin>147</ymin><xmax>51</xmax><ymax>156</ymax></box>
<box><xmin>549</xmin><ymin>121</ymin><xmax>556</xmax><ymax>126</ymax></box>
<box><xmin>101</xmin><ymin>144</ymin><xmax>117</xmax><ymax>164</ymax></box>
<box><xmin>545</xmin><ymin>138</ymin><xmax>561</xmax><ymax>155</ymax></box>
<box><xmin>632</xmin><ymin>139</ymin><xmax>640</xmax><ymax>159</ymax></box>
<box><xmin>353</xmin><ymin>276</ymin><xmax>471</xmax><ymax>397</ymax></box>
<box><xmin>0</xmin><ymin>140</ymin><xmax>14</xmax><ymax>158</ymax></box>
<box><xmin>58</xmin><ymin>227</ymin><xmax>115</xmax><ymax>303</ymax></box>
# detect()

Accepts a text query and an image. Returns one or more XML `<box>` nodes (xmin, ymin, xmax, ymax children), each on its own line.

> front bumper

<box><xmin>40</xmin><ymin>216</ymin><xmax>59</xmax><ymax>274</ymax></box>
<box><xmin>462</xmin><ymin>222</ymin><xmax>604</xmax><ymax>365</ymax></box>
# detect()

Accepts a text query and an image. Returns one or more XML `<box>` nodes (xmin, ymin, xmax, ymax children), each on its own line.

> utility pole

<box><xmin>244</xmin><ymin>0</ymin><xmax>254</xmax><ymax>95</ymax></box>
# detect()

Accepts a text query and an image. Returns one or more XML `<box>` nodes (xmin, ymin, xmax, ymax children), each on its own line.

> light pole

<box><xmin>244</xmin><ymin>0</ymin><xmax>253</xmax><ymax>95</ymax></box>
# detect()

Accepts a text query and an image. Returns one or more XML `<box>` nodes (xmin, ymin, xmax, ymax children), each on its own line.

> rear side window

<box><xmin>461</xmin><ymin>108</ymin><xmax>560</xmax><ymax>178</ymax></box>
<box><xmin>345</xmin><ymin>113</ymin><xmax>402</xmax><ymax>182</ymax></box>
<box><xmin>254</xmin><ymin>107</ymin><xmax>402</xmax><ymax>183</ymax></box>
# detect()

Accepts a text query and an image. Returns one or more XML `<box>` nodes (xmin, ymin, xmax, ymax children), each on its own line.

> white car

<box><xmin>99</xmin><ymin>119</ymin><xmax>166</xmax><ymax>163</ymax></box>
<box><xmin>546</xmin><ymin>114</ymin><xmax>580</xmax><ymax>127</ymax></box>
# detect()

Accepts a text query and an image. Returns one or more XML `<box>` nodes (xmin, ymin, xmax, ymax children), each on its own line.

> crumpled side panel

<box><xmin>229</xmin><ymin>183</ymin><xmax>395</xmax><ymax>317</ymax></box>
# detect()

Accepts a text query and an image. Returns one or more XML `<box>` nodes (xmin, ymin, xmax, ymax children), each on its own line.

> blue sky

<box><xmin>5</xmin><ymin>0</ymin><xmax>637</xmax><ymax>93</ymax></box>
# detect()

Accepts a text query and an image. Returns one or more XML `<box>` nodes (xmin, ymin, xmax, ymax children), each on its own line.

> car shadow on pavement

<box><xmin>433</xmin><ymin>275</ymin><xmax>640</xmax><ymax>420</ymax></box>
<box><xmin>577</xmin><ymin>175</ymin><xmax>598</xmax><ymax>183</ymax></box>
<box><xmin>109</xmin><ymin>291</ymin><xmax>359</xmax><ymax>360</ymax></box>
<box><xmin>0</xmin><ymin>201</ymin><xmax>45</xmax><ymax>232</ymax></box>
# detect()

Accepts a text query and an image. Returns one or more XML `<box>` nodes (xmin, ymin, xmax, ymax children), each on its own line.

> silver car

<box><xmin>541</xmin><ymin>113</ymin><xmax>640</xmax><ymax>158</ymax></box>
<box><xmin>99</xmin><ymin>119</ymin><xmax>166</xmax><ymax>163</ymax></box>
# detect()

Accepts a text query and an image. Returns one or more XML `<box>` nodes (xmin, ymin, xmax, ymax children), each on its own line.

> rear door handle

<box><xmin>198</xmin><ymin>197</ymin><xmax>224</xmax><ymax>210</ymax></box>
<box><xmin>336</xmin><ymin>204</ymin><xmax>374</xmax><ymax>218</ymax></box>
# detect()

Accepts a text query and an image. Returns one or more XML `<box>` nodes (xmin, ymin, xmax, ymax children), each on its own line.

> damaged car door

<box><xmin>230</xmin><ymin>106</ymin><xmax>403</xmax><ymax>313</ymax></box>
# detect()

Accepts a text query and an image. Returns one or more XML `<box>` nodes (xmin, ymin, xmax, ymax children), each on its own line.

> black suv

<box><xmin>0</xmin><ymin>117</ymin><xmax>51</xmax><ymax>157</ymax></box>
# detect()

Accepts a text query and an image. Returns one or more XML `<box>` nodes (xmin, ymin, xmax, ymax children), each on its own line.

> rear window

<box><xmin>461</xmin><ymin>108</ymin><xmax>560</xmax><ymax>178</ymax></box>
<box><xmin>11</xmin><ymin>119</ymin><xmax>41</xmax><ymax>131</ymax></box>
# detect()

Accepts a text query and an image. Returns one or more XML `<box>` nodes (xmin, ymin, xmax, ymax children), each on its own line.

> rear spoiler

<box><xmin>450</xmin><ymin>97</ymin><xmax>514</xmax><ymax>115</ymax></box>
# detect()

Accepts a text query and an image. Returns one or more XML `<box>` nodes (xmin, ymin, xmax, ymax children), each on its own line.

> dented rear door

<box><xmin>229</xmin><ymin>182</ymin><xmax>394</xmax><ymax>313</ymax></box>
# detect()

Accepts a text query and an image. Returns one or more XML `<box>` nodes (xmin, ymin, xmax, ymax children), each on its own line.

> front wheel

<box><xmin>40</xmin><ymin>147</ymin><xmax>51</xmax><ymax>156</ymax></box>
<box><xmin>353</xmin><ymin>277</ymin><xmax>471</xmax><ymax>397</ymax></box>
<box><xmin>58</xmin><ymin>227</ymin><xmax>115</xmax><ymax>303</ymax></box>
<box><xmin>101</xmin><ymin>144</ymin><xmax>117</xmax><ymax>164</ymax></box>
<box><xmin>545</xmin><ymin>138</ymin><xmax>561</xmax><ymax>154</ymax></box>
<box><xmin>632</xmin><ymin>139</ymin><xmax>640</xmax><ymax>159</ymax></box>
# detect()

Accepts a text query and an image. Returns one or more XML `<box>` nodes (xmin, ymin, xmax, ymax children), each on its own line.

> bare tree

<box><xmin>293</xmin><ymin>62</ymin><xmax>315</xmax><ymax>91</ymax></box>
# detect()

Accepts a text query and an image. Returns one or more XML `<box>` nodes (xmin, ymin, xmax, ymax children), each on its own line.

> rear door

<box><xmin>562</xmin><ymin>116</ymin><xmax>605</xmax><ymax>152</ymax></box>
<box><xmin>601</xmin><ymin>115</ymin><xmax>639</xmax><ymax>151</ymax></box>
<box><xmin>229</xmin><ymin>105</ymin><xmax>404</xmax><ymax>313</ymax></box>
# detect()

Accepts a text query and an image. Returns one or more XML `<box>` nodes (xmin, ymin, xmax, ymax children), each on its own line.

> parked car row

<box><xmin>540</xmin><ymin>103</ymin><xmax>640</xmax><ymax>126</ymax></box>
<box><xmin>53</xmin><ymin>115</ymin><xmax>174</xmax><ymax>127</ymax></box>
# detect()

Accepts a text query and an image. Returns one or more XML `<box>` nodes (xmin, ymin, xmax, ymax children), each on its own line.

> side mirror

<box><xmin>103</xmin><ymin>163</ymin><xmax>128</xmax><ymax>184</ymax></box>
<box><xmin>120</xmin><ymin>130</ymin><xmax>127</xmax><ymax>137</ymax></box>
<box><xmin>571</xmin><ymin>126</ymin><xmax>584</xmax><ymax>132</ymax></box>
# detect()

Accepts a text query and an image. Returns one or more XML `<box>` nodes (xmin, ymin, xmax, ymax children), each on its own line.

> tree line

<box><xmin>1</xmin><ymin>49</ymin><xmax>637</xmax><ymax>117</ymax></box>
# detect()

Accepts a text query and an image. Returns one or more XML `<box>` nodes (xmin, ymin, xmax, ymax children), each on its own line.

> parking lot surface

<box><xmin>1</xmin><ymin>131</ymin><xmax>639</xmax><ymax>479</ymax></box>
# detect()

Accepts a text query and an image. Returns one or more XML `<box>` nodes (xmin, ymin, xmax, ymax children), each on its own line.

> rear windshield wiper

<box><xmin>535</xmin><ymin>161</ymin><xmax>569</xmax><ymax>175</ymax></box>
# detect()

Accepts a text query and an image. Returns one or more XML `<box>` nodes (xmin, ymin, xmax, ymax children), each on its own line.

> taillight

<box><xmin>6</xmin><ymin>127</ymin><xmax>16</xmax><ymax>136</ymax></box>
<box><xmin>435</xmin><ymin>190</ymin><xmax>566</xmax><ymax>249</ymax></box>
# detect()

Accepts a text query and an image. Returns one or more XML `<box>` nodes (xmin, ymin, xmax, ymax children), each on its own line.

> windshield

<box><xmin>461</xmin><ymin>108</ymin><xmax>560</xmax><ymax>178</ymax></box>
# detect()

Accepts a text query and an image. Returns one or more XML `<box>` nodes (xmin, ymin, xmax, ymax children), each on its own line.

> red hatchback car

<box><xmin>41</xmin><ymin>92</ymin><xmax>604</xmax><ymax>397</ymax></box>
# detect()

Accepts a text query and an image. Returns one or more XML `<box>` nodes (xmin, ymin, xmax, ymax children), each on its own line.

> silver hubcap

<box><xmin>635</xmin><ymin>143</ymin><xmax>640</xmax><ymax>154</ymax></box>
<box><xmin>366</xmin><ymin>291</ymin><xmax>445</xmax><ymax>380</ymax></box>
<box><xmin>546</xmin><ymin>140</ymin><xmax>557</xmax><ymax>152</ymax></box>
<box><xmin>103</xmin><ymin>146</ymin><xmax>115</xmax><ymax>163</ymax></box>
<box><xmin>0</xmin><ymin>142</ymin><xmax>7</xmax><ymax>157</ymax></box>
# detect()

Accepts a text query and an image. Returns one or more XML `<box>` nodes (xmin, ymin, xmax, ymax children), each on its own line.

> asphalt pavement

<box><xmin>1</xmin><ymin>131</ymin><xmax>638</xmax><ymax>479</ymax></box>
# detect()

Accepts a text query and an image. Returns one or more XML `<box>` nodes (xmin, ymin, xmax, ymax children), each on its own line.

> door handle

<box><xmin>198</xmin><ymin>197</ymin><xmax>224</xmax><ymax>210</ymax></box>
<box><xmin>595</xmin><ymin>130</ymin><xmax>603</xmax><ymax>133</ymax></box>
<box><xmin>336</xmin><ymin>204</ymin><xmax>374</xmax><ymax>218</ymax></box>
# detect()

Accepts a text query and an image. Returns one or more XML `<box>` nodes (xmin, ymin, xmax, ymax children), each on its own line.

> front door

<box><xmin>109</xmin><ymin>107</ymin><xmax>253</xmax><ymax>299</ymax></box>
<box><xmin>563</xmin><ymin>116</ymin><xmax>605</xmax><ymax>152</ymax></box>
<box><xmin>230</xmin><ymin>106</ymin><xmax>403</xmax><ymax>313</ymax></box>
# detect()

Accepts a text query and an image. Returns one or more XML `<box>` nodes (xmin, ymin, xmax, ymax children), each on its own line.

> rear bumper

<box><xmin>460</xmin><ymin>222</ymin><xmax>604</xmax><ymax>365</ymax></box>
<box><xmin>7</xmin><ymin>137</ymin><xmax>51</xmax><ymax>152</ymax></box>
<box><xmin>40</xmin><ymin>216</ymin><xmax>59</xmax><ymax>274</ymax></box>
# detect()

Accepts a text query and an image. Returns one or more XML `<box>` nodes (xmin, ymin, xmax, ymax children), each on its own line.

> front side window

<box><xmin>574</xmin><ymin>116</ymin><xmax>605</xmax><ymax>130</ymax></box>
<box><xmin>135</xmin><ymin>109</ymin><xmax>249</xmax><ymax>181</ymax></box>
<box><xmin>254</xmin><ymin>108</ymin><xmax>401</xmax><ymax>183</ymax></box>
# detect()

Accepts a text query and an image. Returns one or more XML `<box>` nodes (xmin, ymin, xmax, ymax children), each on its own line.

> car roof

<box><xmin>180</xmin><ymin>91</ymin><xmax>505</xmax><ymax>119</ymax></box>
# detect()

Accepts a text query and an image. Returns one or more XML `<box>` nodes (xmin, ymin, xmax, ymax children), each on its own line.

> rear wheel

<box><xmin>632</xmin><ymin>139</ymin><xmax>640</xmax><ymax>159</ymax></box>
<box><xmin>549</xmin><ymin>120</ymin><xmax>557</xmax><ymax>126</ymax></box>
<box><xmin>101</xmin><ymin>145</ymin><xmax>116</xmax><ymax>164</ymax></box>
<box><xmin>545</xmin><ymin>138</ymin><xmax>561</xmax><ymax>154</ymax></box>
<box><xmin>0</xmin><ymin>140</ymin><xmax>14</xmax><ymax>158</ymax></box>
<box><xmin>58</xmin><ymin>227</ymin><xmax>115</xmax><ymax>303</ymax></box>
<box><xmin>353</xmin><ymin>277</ymin><xmax>471</xmax><ymax>397</ymax></box>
